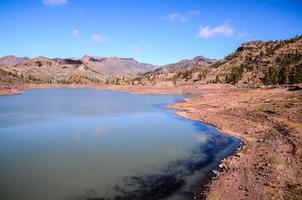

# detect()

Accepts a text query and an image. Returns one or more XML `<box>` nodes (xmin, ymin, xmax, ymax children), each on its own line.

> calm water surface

<box><xmin>0</xmin><ymin>88</ymin><xmax>240</xmax><ymax>200</ymax></box>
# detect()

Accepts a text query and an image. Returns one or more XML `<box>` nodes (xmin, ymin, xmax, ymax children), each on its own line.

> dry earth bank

<box><xmin>171</xmin><ymin>84</ymin><xmax>302</xmax><ymax>200</ymax></box>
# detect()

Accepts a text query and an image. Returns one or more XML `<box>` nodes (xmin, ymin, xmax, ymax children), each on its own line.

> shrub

<box><xmin>279</xmin><ymin>65</ymin><xmax>289</xmax><ymax>85</ymax></box>
<box><xmin>289</xmin><ymin>66</ymin><xmax>302</xmax><ymax>84</ymax></box>
<box><xmin>225</xmin><ymin>66</ymin><xmax>244</xmax><ymax>84</ymax></box>
<box><xmin>262</xmin><ymin>67</ymin><xmax>277</xmax><ymax>85</ymax></box>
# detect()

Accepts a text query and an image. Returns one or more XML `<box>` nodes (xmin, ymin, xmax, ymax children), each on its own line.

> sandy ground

<box><xmin>171</xmin><ymin>85</ymin><xmax>302</xmax><ymax>200</ymax></box>
<box><xmin>0</xmin><ymin>88</ymin><xmax>22</xmax><ymax>95</ymax></box>
<box><xmin>0</xmin><ymin>83</ymin><xmax>301</xmax><ymax>199</ymax></box>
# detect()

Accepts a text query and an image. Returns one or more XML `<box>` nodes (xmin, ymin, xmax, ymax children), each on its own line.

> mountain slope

<box><xmin>1</xmin><ymin>35</ymin><xmax>301</xmax><ymax>87</ymax></box>
<box><xmin>146</xmin><ymin>55</ymin><xmax>216</xmax><ymax>75</ymax></box>
<box><xmin>135</xmin><ymin>36</ymin><xmax>302</xmax><ymax>86</ymax></box>
<box><xmin>0</xmin><ymin>55</ymin><xmax>156</xmax><ymax>85</ymax></box>
<box><xmin>208</xmin><ymin>35</ymin><xmax>302</xmax><ymax>84</ymax></box>
<box><xmin>0</xmin><ymin>55</ymin><xmax>29</xmax><ymax>66</ymax></box>
<box><xmin>82</xmin><ymin>55</ymin><xmax>156</xmax><ymax>77</ymax></box>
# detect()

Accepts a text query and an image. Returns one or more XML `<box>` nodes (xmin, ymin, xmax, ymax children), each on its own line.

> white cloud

<box><xmin>161</xmin><ymin>10</ymin><xmax>200</xmax><ymax>23</ymax></box>
<box><xmin>72</xmin><ymin>29</ymin><xmax>80</xmax><ymax>38</ymax></box>
<box><xmin>163</xmin><ymin>12</ymin><xmax>187</xmax><ymax>23</ymax></box>
<box><xmin>195</xmin><ymin>134</ymin><xmax>207</xmax><ymax>143</ymax></box>
<box><xmin>42</xmin><ymin>0</ymin><xmax>67</xmax><ymax>6</ymax></box>
<box><xmin>92</xmin><ymin>33</ymin><xmax>108</xmax><ymax>43</ymax></box>
<box><xmin>238</xmin><ymin>27</ymin><xmax>249</xmax><ymax>38</ymax></box>
<box><xmin>196</xmin><ymin>23</ymin><xmax>234</xmax><ymax>39</ymax></box>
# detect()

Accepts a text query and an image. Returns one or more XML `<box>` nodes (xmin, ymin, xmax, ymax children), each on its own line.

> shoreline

<box><xmin>1</xmin><ymin>83</ymin><xmax>301</xmax><ymax>199</ymax></box>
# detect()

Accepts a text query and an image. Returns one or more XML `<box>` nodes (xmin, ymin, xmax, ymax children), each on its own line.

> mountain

<box><xmin>146</xmin><ymin>55</ymin><xmax>217</xmax><ymax>75</ymax></box>
<box><xmin>145</xmin><ymin>35</ymin><xmax>302</xmax><ymax>85</ymax></box>
<box><xmin>82</xmin><ymin>55</ymin><xmax>157</xmax><ymax>76</ymax></box>
<box><xmin>0</xmin><ymin>55</ymin><xmax>29</xmax><ymax>66</ymax></box>
<box><xmin>1</xmin><ymin>35</ymin><xmax>301</xmax><ymax>87</ymax></box>
<box><xmin>0</xmin><ymin>55</ymin><xmax>156</xmax><ymax>85</ymax></box>
<box><xmin>208</xmin><ymin>35</ymin><xmax>302</xmax><ymax>85</ymax></box>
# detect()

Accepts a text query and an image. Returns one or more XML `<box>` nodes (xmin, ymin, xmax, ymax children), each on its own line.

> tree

<box><xmin>262</xmin><ymin>67</ymin><xmax>279</xmax><ymax>85</ymax></box>
<box><xmin>289</xmin><ymin>66</ymin><xmax>302</xmax><ymax>84</ymax></box>
<box><xmin>225</xmin><ymin>66</ymin><xmax>244</xmax><ymax>84</ymax></box>
<box><xmin>263</xmin><ymin>71</ymin><xmax>270</xmax><ymax>85</ymax></box>
<box><xmin>182</xmin><ymin>70</ymin><xmax>192</xmax><ymax>81</ymax></box>
<box><xmin>172</xmin><ymin>76</ymin><xmax>177</xmax><ymax>85</ymax></box>
<box><xmin>269</xmin><ymin>67</ymin><xmax>279</xmax><ymax>85</ymax></box>
<box><xmin>279</xmin><ymin>65</ymin><xmax>289</xmax><ymax>85</ymax></box>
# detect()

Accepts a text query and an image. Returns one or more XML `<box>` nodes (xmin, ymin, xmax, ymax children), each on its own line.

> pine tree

<box><xmin>279</xmin><ymin>65</ymin><xmax>289</xmax><ymax>85</ymax></box>
<box><xmin>289</xmin><ymin>66</ymin><xmax>302</xmax><ymax>84</ymax></box>
<box><xmin>263</xmin><ymin>71</ymin><xmax>270</xmax><ymax>85</ymax></box>
<box><xmin>269</xmin><ymin>67</ymin><xmax>279</xmax><ymax>85</ymax></box>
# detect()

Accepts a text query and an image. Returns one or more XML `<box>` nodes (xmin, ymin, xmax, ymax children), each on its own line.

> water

<box><xmin>0</xmin><ymin>88</ymin><xmax>240</xmax><ymax>200</ymax></box>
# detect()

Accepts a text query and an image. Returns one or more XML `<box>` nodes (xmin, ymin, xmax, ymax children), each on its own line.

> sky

<box><xmin>0</xmin><ymin>0</ymin><xmax>302</xmax><ymax>65</ymax></box>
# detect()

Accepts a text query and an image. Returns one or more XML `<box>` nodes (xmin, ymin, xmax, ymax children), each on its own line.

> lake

<box><xmin>0</xmin><ymin>88</ymin><xmax>240</xmax><ymax>200</ymax></box>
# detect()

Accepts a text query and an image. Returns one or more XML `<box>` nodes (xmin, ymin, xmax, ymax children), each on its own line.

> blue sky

<box><xmin>0</xmin><ymin>0</ymin><xmax>302</xmax><ymax>65</ymax></box>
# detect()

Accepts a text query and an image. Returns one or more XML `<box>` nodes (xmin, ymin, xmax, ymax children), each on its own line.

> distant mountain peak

<box><xmin>0</xmin><ymin>55</ymin><xmax>29</xmax><ymax>66</ymax></box>
<box><xmin>146</xmin><ymin>55</ymin><xmax>217</xmax><ymax>75</ymax></box>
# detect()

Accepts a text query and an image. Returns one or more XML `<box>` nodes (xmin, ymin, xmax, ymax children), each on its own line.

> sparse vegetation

<box><xmin>225</xmin><ymin>66</ymin><xmax>244</xmax><ymax>84</ymax></box>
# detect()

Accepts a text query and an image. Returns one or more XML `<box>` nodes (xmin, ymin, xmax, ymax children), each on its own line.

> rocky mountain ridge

<box><xmin>0</xmin><ymin>55</ymin><xmax>157</xmax><ymax>85</ymax></box>
<box><xmin>1</xmin><ymin>35</ymin><xmax>301</xmax><ymax>87</ymax></box>
<box><xmin>0</xmin><ymin>55</ymin><xmax>29</xmax><ymax>66</ymax></box>
<box><xmin>140</xmin><ymin>35</ymin><xmax>302</xmax><ymax>86</ymax></box>
<box><xmin>146</xmin><ymin>55</ymin><xmax>217</xmax><ymax>75</ymax></box>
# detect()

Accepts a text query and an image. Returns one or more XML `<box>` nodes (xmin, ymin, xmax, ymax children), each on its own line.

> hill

<box><xmin>0</xmin><ymin>55</ymin><xmax>29</xmax><ymax>66</ymax></box>
<box><xmin>146</xmin><ymin>55</ymin><xmax>216</xmax><ymax>75</ymax></box>
<box><xmin>137</xmin><ymin>35</ymin><xmax>302</xmax><ymax>86</ymax></box>
<box><xmin>1</xmin><ymin>35</ymin><xmax>301</xmax><ymax>87</ymax></box>
<box><xmin>0</xmin><ymin>55</ymin><xmax>156</xmax><ymax>85</ymax></box>
<box><xmin>210</xmin><ymin>35</ymin><xmax>302</xmax><ymax>85</ymax></box>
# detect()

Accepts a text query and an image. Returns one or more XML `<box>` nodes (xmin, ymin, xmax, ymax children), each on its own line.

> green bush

<box><xmin>289</xmin><ymin>66</ymin><xmax>302</xmax><ymax>84</ymax></box>
<box><xmin>279</xmin><ymin>65</ymin><xmax>289</xmax><ymax>85</ymax></box>
<box><xmin>225</xmin><ymin>66</ymin><xmax>244</xmax><ymax>84</ymax></box>
<box><xmin>262</xmin><ymin>67</ymin><xmax>279</xmax><ymax>85</ymax></box>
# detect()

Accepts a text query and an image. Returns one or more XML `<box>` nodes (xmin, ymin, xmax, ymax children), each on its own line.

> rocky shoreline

<box><xmin>0</xmin><ymin>83</ymin><xmax>301</xmax><ymax>199</ymax></box>
<box><xmin>171</xmin><ymin>84</ymin><xmax>302</xmax><ymax>200</ymax></box>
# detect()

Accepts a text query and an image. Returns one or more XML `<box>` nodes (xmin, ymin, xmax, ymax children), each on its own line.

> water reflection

<box><xmin>0</xmin><ymin>89</ymin><xmax>240</xmax><ymax>200</ymax></box>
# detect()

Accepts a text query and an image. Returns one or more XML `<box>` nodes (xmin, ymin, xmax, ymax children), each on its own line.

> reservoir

<box><xmin>0</xmin><ymin>88</ymin><xmax>240</xmax><ymax>200</ymax></box>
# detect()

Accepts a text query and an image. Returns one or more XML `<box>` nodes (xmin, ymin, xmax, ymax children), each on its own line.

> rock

<box><xmin>212</xmin><ymin>170</ymin><xmax>219</xmax><ymax>175</ymax></box>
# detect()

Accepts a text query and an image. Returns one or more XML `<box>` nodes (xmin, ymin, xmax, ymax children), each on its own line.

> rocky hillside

<box><xmin>0</xmin><ymin>55</ymin><xmax>156</xmax><ymax>85</ymax></box>
<box><xmin>146</xmin><ymin>55</ymin><xmax>216</xmax><ymax>75</ymax></box>
<box><xmin>140</xmin><ymin>35</ymin><xmax>302</xmax><ymax>86</ymax></box>
<box><xmin>1</xmin><ymin>35</ymin><xmax>301</xmax><ymax>88</ymax></box>
<box><xmin>82</xmin><ymin>55</ymin><xmax>156</xmax><ymax>77</ymax></box>
<box><xmin>210</xmin><ymin>35</ymin><xmax>302</xmax><ymax>85</ymax></box>
<box><xmin>0</xmin><ymin>55</ymin><xmax>29</xmax><ymax>66</ymax></box>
